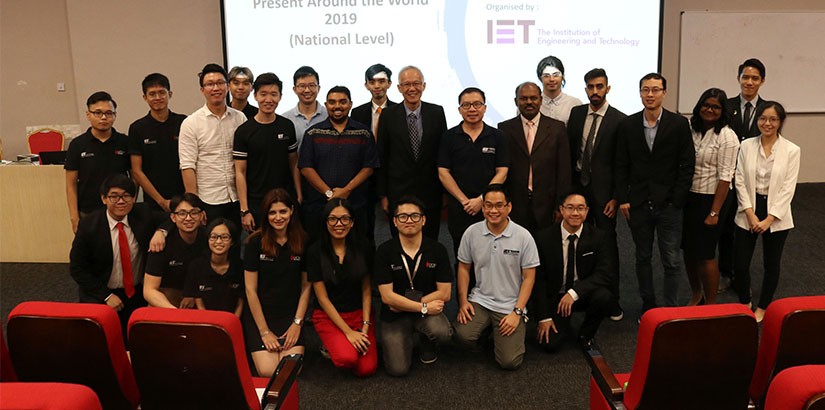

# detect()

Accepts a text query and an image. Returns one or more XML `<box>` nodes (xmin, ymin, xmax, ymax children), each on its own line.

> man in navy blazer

<box><xmin>377</xmin><ymin>66</ymin><xmax>447</xmax><ymax>239</ymax></box>
<box><xmin>70</xmin><ymin>174</ymin><xmax>159</xmax><ymax>335</ymax></box>
<box><xmin>615</xmin><ymin>73</ymin><xmax>694</xmax><ymax>314</ymax></box>
<box><xmin>533</xmin><ymin>192</ymin><xmax>618</xmax><ymax>351</ymax></box>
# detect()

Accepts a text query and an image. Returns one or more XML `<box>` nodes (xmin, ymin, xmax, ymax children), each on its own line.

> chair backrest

<box><xmin>1</xmin><ymin>322</ymin><xmax>16</xmax><ymax>382</ymax></box>
<box><xmin>6</xmin><ymin>301</ymin><xmax>139</xmax><ymax>410</ymax></box>
<box><xmin>0</xmin><ymin>382</ymin><xmax>103</xmax><ymax>410</ymax></box>
<box><xmin>624</xmin><ymin>304</ymin><xmax>758</xmax><ymax>409</ymax></box>
<box><xmin>751</xmin><ymin>296</ymin><xmax>825</xmax><ymax>405</ymax></box>
<box><xmin>128</xmin><ymin>307</ymin><xmax>260</xmax><ymax>410</ymax></box>
<box><xmin>765</xmin><ymin>365</ymin><xmax>825</xmax><ymax>410</ymax></box>
<box><xmin>27</xmin><ymin>128</ymin><xmax>64</xmax><ymax>155</ymax></box>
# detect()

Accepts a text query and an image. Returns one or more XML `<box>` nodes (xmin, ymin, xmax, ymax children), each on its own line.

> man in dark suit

<box><xmin>615</xmin><ymin>73</ymin><xmax>694</xmax><ymax>313</ymax></box>
<box><xmin>377</xmin><ymin>66</ymin><xmax>447</xmax><ymax>239</ymax></box>
<box><xmin>719</xmin><ymin>58</ymin><xmax>767</xmax><ymax>291</ymax></box>
<box><xmin>352</xmin><ymin>64</ymin><xmax>396</xmax><ymax>242</ymax></box>
<box><xmin>498</xmin><ymin>81</ymin><xmax>570</xmax><ymax>234</ymax></box>
<box><xmin>534</xmin><ymin>192</ymin><xmax>618</xmax><ymax>351</ymax></box>
<box><xmin>70</xmin><ymin>174</ymin><xmax>159</xmax><ymax>336</ymax></box>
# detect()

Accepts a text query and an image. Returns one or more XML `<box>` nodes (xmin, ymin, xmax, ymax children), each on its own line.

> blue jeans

<box><xmin>628</xmin><ymin>202</ymin><xmax>684</xmax><ymax>307</ymax></box>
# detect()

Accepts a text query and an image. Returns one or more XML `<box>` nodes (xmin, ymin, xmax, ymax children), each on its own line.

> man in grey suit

<box><xmin>498</xmin><ymin>82</ymin><xmax>570</xmax><ymax>234</ymax></box>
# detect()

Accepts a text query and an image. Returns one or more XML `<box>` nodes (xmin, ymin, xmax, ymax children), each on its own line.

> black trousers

<box><xmin>718</xmin><ymin>188</ymin><xmax>739</xmax><ymax>279</ymax></box>
<box><xmin>540</xmin><ymin>287</ymin><xmax>615</xmax><ymax>353</ymax></box>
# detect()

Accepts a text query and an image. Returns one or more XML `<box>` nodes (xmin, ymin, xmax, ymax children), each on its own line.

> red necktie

<box><xmin>116</xmin><ymin>222</ymin><xmax>135</xmax><ymax>298</ymax></box>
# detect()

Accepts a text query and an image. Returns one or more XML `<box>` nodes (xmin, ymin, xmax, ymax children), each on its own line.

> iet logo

<box><xmin>487</xmin><ymin>20</ymin><xmax>535</xmax><ymax>44</ymax></box>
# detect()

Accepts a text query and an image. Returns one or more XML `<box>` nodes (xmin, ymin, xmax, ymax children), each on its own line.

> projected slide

<box><xmin>224</xmin><ymin>0</ymin><xmax>660</xmax><ymax>125</ymax></box>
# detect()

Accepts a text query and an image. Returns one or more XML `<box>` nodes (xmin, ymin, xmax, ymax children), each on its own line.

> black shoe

<box><xmin>419</xmin><ymin>338</ymin><xmax>438</xmax><ymax>364</ymax></box>
<box><xmin>579</xmin><ymin>336</ymin><xmax>596</xmax><ymax>350</ymax></box>
<box><xmin>609</xmin><ymin>304</ymin><xmax>624</xmax><ymax>322</ymax></box>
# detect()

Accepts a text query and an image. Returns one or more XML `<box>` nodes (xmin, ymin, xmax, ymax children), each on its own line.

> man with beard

<box><xmin>498</xmin><ymin>81</ymin><xmax>570</xmax><ymax>234</ymax></box>
<box><xmin>234</xmin><ymin>73</ymin><xmax>301</xmax><ymax>232</ymax></box>
<box><xmin>283</xmin><ymin>66</ymin><xmax>327</xmax><ymax>149</ymax></box>
<box><xmin>298</xmin><ymin>86</ymin><xmax>379</xmax><ymax>240</ymax></box>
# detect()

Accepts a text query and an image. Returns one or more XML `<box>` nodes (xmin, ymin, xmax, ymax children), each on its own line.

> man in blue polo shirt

<box><xmin>298</xmin><ymin>85</ymin><xmax>379</xmax><ymax>240</ymax></box>
<box><xmin>454</xmin><ymin>184</ymin><xmax>539</xmax><ymax>370</ymax></box>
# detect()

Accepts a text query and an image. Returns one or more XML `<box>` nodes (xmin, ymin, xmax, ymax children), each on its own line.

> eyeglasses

<box><xmin>701</xmin><ymin>103</ymin><xmax>723</xmax><ymax>111</ymax></box>
<box><xmin>395</xmin><ymin>213</ymin><xmax>423</xmax><ymax>223</ymax></box>
<box><xmin>640</xmin><ymin>87</ymin><xmax>664</xmax><ymax>95</ymax></box>
<box><xmin>172</xmin><ymin>209</ymin><xmax>203</xmax><ymax>218</ymax></box>
<box><xmin>562</xmin><ymin>205</ymin><xmax>588</xmax><ymax>213</ymax></box>
<box><xmin>757</xmin><ymin>116</ymin><xmax>781</xmax><ymax>124</ymax></box>
<box><xmin>89</xmin><ymin>111</ymin><xmax>116</xmax><ymax>118</ymax></box>
<box><xmin>541</xmin><ymin>72</ymin><xmax>563</xmax><ymax>79</ymax></box>
<box><xmin>295</xmin><ymin>83</ymin><xmax>318</xmax><ymax>91</ymax></box>
<box><xmin>326</xmin><ymin>215</ymin><xmax>353</xmax><ymax>226</ymax></box>
<box><xmin>209</xmin><ymin>234</ymin><xmax>232</xmax><ymax>242</ymax></box>
<box><xmin>399</xmin><ymin>81</ymin><xmax>424</xmax><ymax>89</ymax></box>
<box><xmin>459</xmin><ymin>102</ymin><xmax>485</xmax><ymax>110</ymax></box>
<box><xmin>482</xmin><ymin>201</ymin><xmax>509</xmax><ymax>210</ymax></box>
<box><xmin>106</xmin><ymin>193</ymin><xmax>133</xmax><ymax>203</ymax></box>
<box><xmin>203</xmin><ymin>81</ymin><xmax>227</xmax><ymax>89</ymax></box>
<box><xmin>145</xmin><ymin>90</ymin><xmax>168</xmax><ymax>99</ymax></box>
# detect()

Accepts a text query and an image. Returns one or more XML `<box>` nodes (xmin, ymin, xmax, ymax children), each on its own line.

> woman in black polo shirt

<box><xmin>243</xmin><ymin>188</ymin><xmax>310</xmax><ymax>378</ymax></box>
<box><xmin>308</xmin><ymin>199</ymin><xmax>377</xmax><ymax>377</ymax></box>
<box><xmin>187</xmin><ymin>218</ymin><xmax>243</xmax><ymax>317</ymax></box>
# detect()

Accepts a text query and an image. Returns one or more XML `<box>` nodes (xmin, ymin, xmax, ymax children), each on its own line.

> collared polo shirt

<box><xmin>144</xmin><ymin>227</ymin><xmax>207</xmax><ymax>290</ymax></box>
<box><xmin>438</xmin><ymin>122</ymin><xmax>509</xmax><ymax>199</ymax></box>
<box><xmin>540</xmin><ymin>92</ymin><xmax>582</xmax><ymax>125</ymax></box>
<box><xmin>65</xmin><ymin>128</ymin><xmax>130</xmax><ymax>213</ymax></box>
<box><xmin>283</xmin><ymin>102</ymin><xmax>328</xmax><ymax>148</ymax></box>
<box><xmin>128</xmin><ymin>111</ymin><xmax>187</xmax><ymax>208</ymax></box>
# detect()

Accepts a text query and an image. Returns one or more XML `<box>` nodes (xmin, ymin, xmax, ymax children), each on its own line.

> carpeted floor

<box><xmin>2</xmin><ymin>183</ymin><xmax>824</xmax><ymax>409</ymax></box>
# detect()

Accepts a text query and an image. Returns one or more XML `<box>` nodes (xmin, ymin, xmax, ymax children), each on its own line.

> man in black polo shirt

<box><xmin>234</xmin><ymin>73</ymin><xmax>300</xmax><ymax>232</ymax></box>
<box><xmin>438</xmin><ymin>87</ymin><xmax>509</xmax><ymax>256</ymax></box>
<box><xmin>129</xmin><ymin>73</ymin><xmax>187</xmax><ymax>213</ymax></box>
<box><xmin>298</xmin><ymin>86</ymin><xmax>379</xmax><ymax>240</ymax></box>
<box><xmin>375</xmin><ymin>195</ymin><xmax>453</xmax><ymax>376</ymax></box>
<box><xmin>65</xmin><ymin>91</ymin><xmax>130</xmax><ymax>233</ymax></box>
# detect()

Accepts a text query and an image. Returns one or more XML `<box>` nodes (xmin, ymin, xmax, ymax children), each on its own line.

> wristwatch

<box><xmin>514</xmin><ymin>307</ymin><xmax>525</xmax><ymax>316</ymax></box>
<box><xmin>421</xmin><ymin>302</ymin><xmax>428</xmax><ymax>316</ymax></box>
<box><xmin>325</xmin><ymin>189</ymin><xmax>334</xmax><ymax>199</ymax></box>
<box><xmin>292</xmin><ymin>318</ymin><xmax>303</xmax><ymax>327</ymax></box>
<box><xmin>240</xmin><ymin>209</ymin><xmax>250</xmax><ymax>217</ymax></box>
<box><xmin>709</xmin><ymin>211</ymin><xmax>718</xmax><ymax>217</ymax></box>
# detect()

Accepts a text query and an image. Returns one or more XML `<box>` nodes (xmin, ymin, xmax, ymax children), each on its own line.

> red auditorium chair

<box><xmin>0</xmin><ymin>382</ymin><xmax>103</xmax><ymax>410</ymax></box>
<box><xmin>6</xmin><ymin>301</ymin><xmax>139</xmax><ymax>410</ymax></box>
<box><xmin>765</xmin><ymin>365</ymin><xmax>825</xmax><ymax>410</ymax></box>
<box><xmin>750</xmin><ymin>296</ymin><xmax>825</xmax><ymax>408</ymax></box>
<box><xmin>26</xmin><ymin>128</ymin><xmax>64</xmax><ymax>155</ymax></box>
<box><xmin>1</xmin><ymin>324</ymin><xmax>16</xmax><ymax>382</ymax></box>
<box><xmin>128</xmin><ymin>307</ymin><xmax>301</xmax><ymax>410</ymax></box>
<box><xmin>587</xmin><ymin>304</ymin><xmax>758</xmax><ymax>410</ymax></box>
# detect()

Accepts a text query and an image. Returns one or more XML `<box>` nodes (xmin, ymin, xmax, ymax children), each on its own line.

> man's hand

<box><xmin>619</xmin><ymin>203</ymin><xmax>631</xmax><ymax>220</ymax></box>
<box><xmin>536</xmin><ymin>319</ymin><xmax>558</xmax><ymax>344</ymax></box>
<box><xmin>426</xmin><ymin>299</ymin><xmax>445</xmax><ymax>315</ymax></box>
<box><xmin>159</xmin><ymin>199</ymin><xmax>171</xmax><ymax>213</ymax></box>
<box><xmin>457</xmin><ymin>301</ymin><xmax>475</xmax><ymax>324</ymax></box>
<box><xmin>464</xmin><ymin>196</ymin><xmax>482</xmax><ymax>215</ymax></box>
<box><xmin>498</xmin><ymin>312</ymin><xmax>521</xmax><ymax>336</ymax></box>
<box><xmin>106</xmin><ymin>294</ymin><xmax>124</xmax><ymax>311</ymax></box>
<box><xmin>557</xmin><ymin>293</ymin><xmax>575</xmax><ymax>317</ymax></box>
<box><xmin>603</xmin><ymin>199</ymin><xmax>618</xmax><ymax>219</ymax></box>
<box><xmin>241</xmin><ymin>213</ymin><xmax>256</xmax><ymax>232</ymax></box>
<box><xmin>331</xmin><ymin>187</ymin><xmax>351</xmax><ymax>199</ymax></box>
<box><xmin>149</xmin><ymin>230</ymin><xmax>167</xmax><ymax>252</ymax></box>
<box><xmin>704</xmin><ymin>213</ymin><xmax>719</xmax><ymax>226</ymax></box>
<box><xmin>70</xmin><ymin>216</ymin><xmax>80</xmax><ymax>234</ymax></box>
<box><xmin>179</xmin><ymin>297</ymin><xmax>195</xmax><ymax>309</ymax></box>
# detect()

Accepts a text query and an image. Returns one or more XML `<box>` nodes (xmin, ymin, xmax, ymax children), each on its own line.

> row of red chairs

<box><xmin>587</xmin><ymin>296</ymin><xmax>825</xmax><ymax>409</ymax></box>
<box><xmin>1</xmin><ymin>303</ymin><xmax>300</xmax><ymax>410</ymax></box>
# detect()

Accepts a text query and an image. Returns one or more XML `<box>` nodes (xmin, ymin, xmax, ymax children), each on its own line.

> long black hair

<box><xmin>690</xmin><ymin>88</ymin><xmax>729</xmax><ymax>134</ymax></box>
<box><xmin>317</xmin><ymin>199</ymin><xmax>371</xmax><ymax>285</ymax></box>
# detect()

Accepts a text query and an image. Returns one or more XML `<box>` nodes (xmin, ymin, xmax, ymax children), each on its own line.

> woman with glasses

<box><xmin>143</xmin><ymin>193</ymin><xmax>208</xmax><ymax>309</ymax></box>
<box><xmin>186</xmin><ymin>218</ymin><xmax>244</xmax><ymax>316</ymax></box>
<box><xmin>307</xmin><ymin>199</ymin><xmax>377</xmax><ymax>377</ymax></box>
<box><xmin>243</xmin><ymin>189</ymin><xmax>311</xmax><ymax>378</ymax></box>
<box><xmin>682</xmin><ymin>88</ymin><xmax>740</xmax><ymax>305</ymax></box>
<box><xmin>733</xmin><ymin>101</ymin><xmax>800</xmax><ymax>322</ymax></box>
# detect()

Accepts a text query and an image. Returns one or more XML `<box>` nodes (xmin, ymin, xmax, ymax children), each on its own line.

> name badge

<box><xmin>80</xmin><ymin>152</ymin><xmax>95</xmax><ymax>158</ymax></box>
<box><xmin>481</xmin><ymin>147</ymin><xmax>496</xmax><ymax>154</ymax></box>
<box><xmin>144</xmin><ymin>139</ymin><xmax>157</xmax><ymax>145</ymax></box>
<box><xmin>503</xmin><ymin>249</ymin><xmax>520</xmax><ymax>256</ymax></box>
<box><xmin>259</xmin><ymin>254</ymin><xmax>275</xmax><ymax>262</ymax></box>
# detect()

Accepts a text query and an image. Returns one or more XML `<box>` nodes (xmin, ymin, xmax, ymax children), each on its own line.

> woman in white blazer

<box><xmin>733</xmin><ymin>101</ymin><xmax>800</xmax><ymax>322</ymax></box>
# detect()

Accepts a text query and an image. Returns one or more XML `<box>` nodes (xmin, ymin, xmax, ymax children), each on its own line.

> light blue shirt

<box><xmin>283</xmin><ymin>102</ymin><xmax>328</xmax><ymax>149</ymax></box>
<box><xmin>457</xmin><ymin>219</ymin><xmax>540</xmax><ymax>314</ymax></box>
<box><xmin>642</xmin><ymin>108</ymin><xmax>663</xmax><ymax>150</ymax></box>
<box><xmin>403</xmin><ymin>103</ymin><xmax>423</xmax><ymax>139</ymax></box>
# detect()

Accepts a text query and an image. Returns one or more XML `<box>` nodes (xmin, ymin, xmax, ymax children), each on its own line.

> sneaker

<box><xmin>419</xmin><ymin>339</ymin><xmax>438</xmax><ymax>364</ymax></box>
<box><xmin>319</xmin><ymin>345</ymin><xmax>330</xmax><ymax>360</ymax></box>
<box><xmin>609</xmin><ymin>305</ymin><xmax>624</xmax><ymax>322</ymax></box>
<box><xmin>718</xmin><ymin>277</ymin><xmax>732</xmax><ymax>293</ymax></box>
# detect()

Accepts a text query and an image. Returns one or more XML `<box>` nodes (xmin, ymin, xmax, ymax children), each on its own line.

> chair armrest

<box><xmin>584</xmin><ymin>342</ymin><xmax>625</xmax><ymax>407</ymax></box>
<box><xmin>262</xmin><ymin>354</ymin><xmax>303</xmax><ymax>409</ymax></box>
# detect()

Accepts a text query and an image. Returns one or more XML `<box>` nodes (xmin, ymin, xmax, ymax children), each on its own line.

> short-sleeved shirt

<box><xmin>186</xmin><ymin>256</ymin><xmax>243</xmax><ymax>313</ymax></box>
<box><xmin>283</xmin><ymin>103</ymin><xmax>328</xmax><ymax>149</ymax></box>
<box><xmin>374</xmin><ymin>236</ymin><xmax>452</xmax><ymax>322</ymax></box>
<box><xmin>457</xmin><ymin>219</ymin><xmax>540</xmax><ymax>314</ymax></box>
<box><xmin>438</xmin><ymin>122</ymin><xmax>510</xmax><ymax>199</ymax></box>
<box><xmin>64</xmin><ymin>128</ymin><xmax>131</xmax><ymax>213</ymax></box>
<box><xmin>232</xmin><ymin>116</ymin><xmax>299</xmax><ymax>204</ymax></box>
<box><xmin>306</xmin><ymin>241</ymin><xmax>372</xmax><ymax>313</ymax></box>
<box><xmin>241</xmin><ymin>103</ymin><xmax>258</xmax><ymax>120</ymax></box>
<box><xmin>128</xmin><ymin>111</ymin><xmax>187</xmax><ymax>208</ymax></box>
<box><xmin>297</xmin><ymin>118</ymin><xmax>380</xmax><ymax>207</ymax></box>
<box><xmin>144</xmin><ymin>228</ymin><xmax>207</xmax><ymax>290</ymax></box>
<box><xmin>243</xmin><ymin>234</ymin><xmax>305</xmax><ymax>316</ymax></box>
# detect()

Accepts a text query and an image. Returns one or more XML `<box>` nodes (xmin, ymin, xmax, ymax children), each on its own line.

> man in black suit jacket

<box><xmin>498</xmin><ymin>81</ymin><xmax>570</xmax><ymax>234</ymax></box>
<box><xmin>352</xmin><ymin>64</ymin><xmax>396</xmax><ymax>242</ymax></box>
<box><xmin>534</xmin><ymin>192</ymin><xmax>618</xmax><ymax>351</ymax></box>
<box><xmin>377</xmin><ymin>66</ymin><xmax>447</xmax><ymax>239</ymax></box>
<box><xmin>567</xmin><ymin>69</ymin><xmax>626</xmax><ymax>232</ymax></box>
<box><xmin>70</xmin><ymin>174</ymin><xmax>159</xmax><ymax>336</ymax></box>
<box><xmin>615</xmin><ymin>73</ymin><xmax>694</xmax><ymax>312</ymax></box>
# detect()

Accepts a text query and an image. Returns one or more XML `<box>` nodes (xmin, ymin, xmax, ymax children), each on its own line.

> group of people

<box><xmin>65</xmin><ymin>55</ymin><xmax>800</xmax><ymax>377</ymax></box>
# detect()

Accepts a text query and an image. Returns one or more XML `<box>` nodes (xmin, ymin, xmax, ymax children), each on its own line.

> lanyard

<box><xmin>400</xmin><ymin>252</ymin><xmax>422</xmax><ymax>290</ymax></box>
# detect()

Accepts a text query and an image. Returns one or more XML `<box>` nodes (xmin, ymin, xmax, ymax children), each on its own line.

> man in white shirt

<box><xmin>536</xmin><ymin>55</ymin><xmax>582</xmax><ymax>125</ymax></box>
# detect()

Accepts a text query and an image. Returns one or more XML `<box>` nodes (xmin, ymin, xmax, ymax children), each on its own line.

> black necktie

<box><xmin>580</xmin><ymin>113</ymin><xmax>598</xmax><ymax>186</ymax></box>
<box><xmin>743</xmin><ymin>102</ymin><xmax>753</xmax><ymax>135</ymax></box>
<box><xmin>565</xmin><ymin>234</ymin><xmax>577</xmax><ymax>291</ymax></box>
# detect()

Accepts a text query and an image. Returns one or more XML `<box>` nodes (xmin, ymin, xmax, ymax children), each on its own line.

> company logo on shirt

<box><xmin>426</xmin><ymin>262</ymin><xmax>437</xmax><ymax>268</ymax></box>
<box><xmin>168</xmin><ymin>260</ymin><xmax>183</xmax><ymax>267</ymax></box>
<box><xmin>199</xmin><ymin>285</ymin><xmax>213</xmax><ymax>291</ymax></box>
<box><xmin>260</xmin><ymin>254</ymin><xmax>275</xmax><ymax>262</ymax></box>
<box><xmin>80</xmin><ymin>152</ymin><xmax>95</xmax><ymax>158</ymax></box>
<box><xmin>114</xmin><ymin>150</ymin><xmax>126</xmax><ymax>155</ymax></box>
<box><xmin>503</xmin><ymin>249</ymin><xmax>520</xmax><ymax>256</ymax></box>
<box><xmin>144</xmin><ymin>139</ymin><xmax>157</xmax><ymax>145</ymax></box>
<box><xmin>390</xmin><ymin>264</ymin><xmax>403</xmax><ymax>271</ymax></box>
<box><xmin>230</xmin><ymin>283</ymin><xmax>240</xmax><ymax>289</ymax></box>
<box><xmin>481</xmin><ymin>147</ymin><xmax>496</xmax><ymax>154</ymax></box>
<box><xmin>277</xmin><ymin>134</ymin><xmax>287</xmax><ymax>140</ymax></box>
<box><xmin>290</xmin><ymin>255</ymin><xmax>302</xmax><ymax>262</ymax></box>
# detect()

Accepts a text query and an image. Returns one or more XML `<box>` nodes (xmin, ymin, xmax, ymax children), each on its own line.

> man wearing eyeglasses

<box><xmin>178</xmin><ymin>63</ymin><xmax>247</xmax><ymax>228</ymax></box>
<box><xmin>454</xmin><ymin>184</ymin><xmax>538</xmax><ymax>370</ymax></box>
<box><xmin>376</xmin><ymin>66</ymin><xmax>447</xmax><ymax>240</ymax></box>
<box><xmin>615</xmin><ymin>73</ymin><xmax>694</xmax><ymax>317</ymax></box>
<box><xmin>128</xmin><ymin>73</ymin><xmax>187</xmax><ymax>213</ymax></box>
<box><xmin>533</xmin><ymin>192</ymin><xmax>618</xmax><ymax>351</ymax></box>
<box><xmin>70</xmin><ymin>174</ymin><xmax>161</xmax><ymax>337</ymax></box>
<box><xmin>283</xmin><ymin>66</ymin><xmax>328</xmax><ymax>149</ymax></box>
<box><xmin>374</xmin><ymin>195</ymin><xmax>453</xmax><ymax>376</ymax></box>
<box><xmin>65</xmin><ymin>91</ymin><xmax>130</xmax><ymax>233</ymax></box>
<box><xmin>439</xmin><ymin>87</ymin><xmax>509</xmax><ymax>259</ymax></box>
